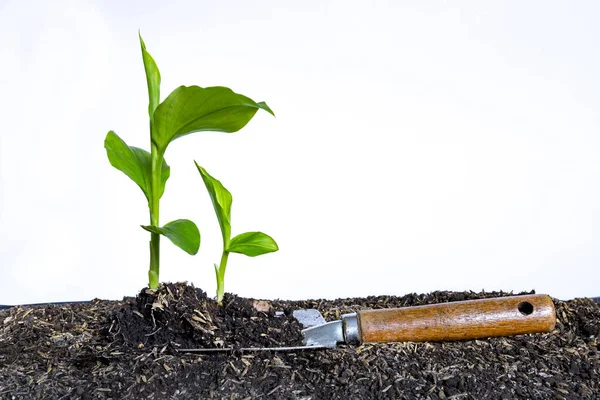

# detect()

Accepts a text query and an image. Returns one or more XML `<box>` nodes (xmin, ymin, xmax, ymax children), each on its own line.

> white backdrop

<box><xmin>1</xmin><ymin>0</ymin><xmax>599</xmax><ymax>304</ymax></box>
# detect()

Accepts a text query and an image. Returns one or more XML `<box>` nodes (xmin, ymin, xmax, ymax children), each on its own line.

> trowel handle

<box><xmin>355</xmin><ymin>294</ymin><xmax>556</xmax><ymax>343</ymax></box>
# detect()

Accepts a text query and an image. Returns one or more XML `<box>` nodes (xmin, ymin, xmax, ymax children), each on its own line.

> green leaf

<box><xmin>104</xmin><ymin>131</ymin><xmax>170</xmax><ymax>202</ymax></box>
<box><xmin>142</xmin><ymin>219</ymin><xmax>200</xmax><ymax>255</ymax></box>
<box><xmin>105</xmin><ymin>131</ymin><xmax>149</xmax><ymax>198</ymax></box>
<box><xmin>153</xmin><ymin>86</ymin><xmax>274</xmax><ymax>154</ymax></box>
<box><xmin>227</xmin><ymin>232</ymin><xmax>278</xmax><ymax>257</ymax></box>
<box><xmin>139</xmin><ymin>32</ymin><xmax>161</xmax><ymax>118</ymax></box>
<box><xmin>195</xmin><ymin>163</ymin><xmax>232</xmax><ymax>247</ymax></box>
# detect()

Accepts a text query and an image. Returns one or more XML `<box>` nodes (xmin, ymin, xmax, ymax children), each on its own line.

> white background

<box><xmin>1</xmin><ymin>1</ymin><xmax>599</xmax><ymax>304</ymax></box>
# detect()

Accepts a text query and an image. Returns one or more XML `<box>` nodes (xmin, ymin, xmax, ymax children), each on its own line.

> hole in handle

<box><xmin>518</xmin><ymin>301</ymin><xmax>534</xmax><ymax>315</ymax></box>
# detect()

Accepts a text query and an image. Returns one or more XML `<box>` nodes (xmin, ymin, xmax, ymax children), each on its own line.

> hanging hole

<box><xmin>518</xmin><ymin>301</ymin><xmax>534</xmax><ymax>315</ymax></box>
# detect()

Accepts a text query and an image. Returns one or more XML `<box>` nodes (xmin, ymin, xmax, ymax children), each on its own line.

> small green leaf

<box><xmin>105</xmin><ymin>131</ymin><xmax>149</xmax><ymax>198</ymax></box>
<box><xmin>141</xmin><ymin>219</ymin><xmax>200</xmax><ymax>255</ymax></box>
<box><xmin>153</xmin><ymin>86</ymin><xmax>274</xmax><ymax>154</ymax></box>
<box><xmin>104</xmin><ymin>131</ymin><xmax>170</xmax><ymax>202</ymax></box>
<box><xmin>139</xmin><ymin>32</ymin><xmax>161</xmax><ymax>118</ymax></box>
<box><xmin>195</xmin><ymin>163</ymin><xmax>232</xmax><ymax>247</ymax></box>
<box><xmin>227</xmin><ymin>232</ymin><xmax>278</xmax><ymax>257</ymax></box>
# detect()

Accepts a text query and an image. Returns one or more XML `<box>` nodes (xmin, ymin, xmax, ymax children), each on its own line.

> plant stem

<box><xmin>148</xmin><ymin>143</ymin><xmax>162</xmax><ymax>289</ymax></box>
<box><xmin>149</xmin><ymin>231</ymin><xmax>160</xmax><ymax>288</ymax></box>
<box><xmin>216</xmin><ymin>251</ymin><xmax>229</xmax><ymax>305</ymax></box>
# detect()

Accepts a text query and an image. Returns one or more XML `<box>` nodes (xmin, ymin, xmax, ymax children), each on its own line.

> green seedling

<box><xmin>196</xmin><ymin>163</ymin><xmax>278</xmax><ymax>304</ymax></box>
<box><xmin>104</xmin><ymin>33</ymin><xmax>274</xmax><ymax>289</ymax></box>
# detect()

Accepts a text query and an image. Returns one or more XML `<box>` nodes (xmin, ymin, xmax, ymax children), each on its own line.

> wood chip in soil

<box><xmin>0</xmin><ymin>282</ymin><xmax>598</xmax><ymax>399</ymax></box>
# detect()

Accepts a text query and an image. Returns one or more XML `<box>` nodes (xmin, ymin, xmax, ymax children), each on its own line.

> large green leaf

<box><xmin>104</xmin><ymin>131</ymin><xmax>170</xmax><ymax>201</ymax></box>
<box><xmin>195</xmin><ymin>163</ymin><xmax>232</xmax><ymax>247</ymax></box>
<box><xmin>227</xmin><ymin>232</ymin><xmax>278</xmax><ymax>257</ymax></box>
<box><xmin>139</xmin><ymin>32</ymin><xmax>161</xmax><ymax>118</ymax></box>
<box><xmin>153</xmin><ymin>86</ymin><xmax>274</xmax><ymax>154</ymax></box>
<box><xmin>142</xmin><ymin>219</ymin><xmax>200</xmax><ymax>255</ymax></box>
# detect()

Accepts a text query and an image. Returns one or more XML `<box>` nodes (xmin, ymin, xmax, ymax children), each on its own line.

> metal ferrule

<box><xmin>342</xmin><ymin>313</ymin><xmax>361</xmax><ymax>345</ymax></box>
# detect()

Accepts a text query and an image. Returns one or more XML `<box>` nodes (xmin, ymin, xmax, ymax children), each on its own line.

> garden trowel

<box><xmin>178</xmin><ymin>294</ymin><xmax>557</xmax><ymax>352</ymax></box>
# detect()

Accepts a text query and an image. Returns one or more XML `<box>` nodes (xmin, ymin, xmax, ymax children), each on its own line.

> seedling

<box><xmin>196</xmin><ymin>163</ymin><xmax>278</xmax><ymax>304</ymax></box>
<box><xmin>104</xmin><ymin>33</ymin><xmax>274</xmax><ymax>289</ymax></box>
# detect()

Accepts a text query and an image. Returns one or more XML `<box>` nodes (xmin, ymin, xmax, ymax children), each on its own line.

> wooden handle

<box><xmin>357</xmin><ymin>294</ymin><xmax>556</xmax><ymax>343</ymax></box>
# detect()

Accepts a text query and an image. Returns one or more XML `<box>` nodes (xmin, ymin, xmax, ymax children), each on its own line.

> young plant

<box><xmin>104</xmin><ymin>33</ymin><xmax>274</xmax><ymax>289</ymax></box>
<box><xmin>195</xmin><ymin>163</ymin><xmax>278</xmax><ymax>304</ymax></box>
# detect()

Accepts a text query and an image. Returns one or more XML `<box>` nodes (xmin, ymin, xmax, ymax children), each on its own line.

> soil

<box><xmin>0</xmin><ymin>282</ymin><xmax>598</xmax><ymax>399</ymax></box>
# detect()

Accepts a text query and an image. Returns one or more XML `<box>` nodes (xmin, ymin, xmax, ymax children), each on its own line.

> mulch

<box><xmin>0</xmin><ymin>282</ymin><xmax>598</xmax><ymax>399</ymax></box>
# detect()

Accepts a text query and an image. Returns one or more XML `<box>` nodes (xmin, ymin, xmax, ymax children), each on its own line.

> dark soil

<box><xmin>0</xmin><ymin>283</ymin><xmax>598</xmax><ymax>399</ymax></box>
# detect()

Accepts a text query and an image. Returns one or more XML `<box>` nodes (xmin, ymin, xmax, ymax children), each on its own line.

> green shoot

<box><xmin>196</xmin><ymin>163</ymin><xmax>278</xmax><ymax>304</ymax></box>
